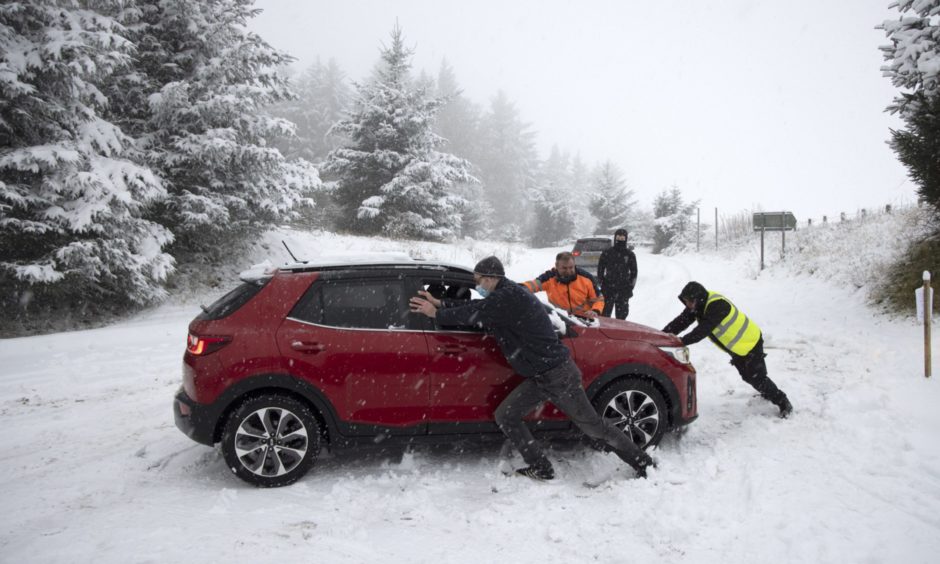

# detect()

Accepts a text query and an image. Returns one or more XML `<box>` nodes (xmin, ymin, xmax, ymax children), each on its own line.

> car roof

<box><xmin>276</xmin><ymin>252</ymin><xmax>475</xmax><ymax>276</ymax></box>
<box><xmin>576</xmin><ymin>237</ymin><xmax>612</xmax><ymax>242</ymax></box>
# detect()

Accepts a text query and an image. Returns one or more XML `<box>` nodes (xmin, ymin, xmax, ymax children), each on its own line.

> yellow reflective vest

<box><xmin>705</xmin><ymin>291</ymin><xmax>761</xmax><ymax>356</ymax></box>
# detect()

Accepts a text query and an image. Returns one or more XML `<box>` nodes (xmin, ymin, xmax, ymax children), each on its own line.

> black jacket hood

<box><xmin>678</xmin><ymin>281</ymin><xmax>708</xmax><ymax>312</ymax></box>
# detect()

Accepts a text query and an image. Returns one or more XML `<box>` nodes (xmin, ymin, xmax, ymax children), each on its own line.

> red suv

<box><xmin>173</xmin><ymin>257</ymin><xmax>698</xmax><ymax>486</ymax></box>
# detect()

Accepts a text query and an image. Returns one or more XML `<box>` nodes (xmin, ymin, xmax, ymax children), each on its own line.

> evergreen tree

<box><xmin>433</xmin><ymin>60</ymin><xmax>489</xmax><ymax>238</ymax></box>
<box><xmin>112</xmin><ymin>0</ymin><xmax>321</xmax><ymax>259</ymax></box>
<box><xmin>434</xmin><ymin>60</ymin><xmax>481</xmax><ymax>161</ymax></box>
<box><xmin>273</xmin><ymin>58</ymin><xmax>353</xmax><ymax>164</ymax></box>
<box><xmin>588</xmin><ymin>160</ymin><xmax>636</xmax><ymax>235</ymax></box>
<box><xmin>476</xmin><ymin>90</ymin><xmax>538</xmax><ymax>240</ymax></box>
<box><xmin>326</xmin><ymin>26</ymin><xmax>475</xmax><ymax>240</ymax></box>
<box><xmin>0</xmin><ymin>0</ymin><xmax>174</xmax><ymax>319</ymax></box>
<box><xmin>569</xmin><ymin>154</ymin><xmax>592</xmax><ymax>233</ymax></box>
<box><xmin>528</xmin><ymin>146</ymin><xmax>575</xmax><ymax>246</ymax></box>
<box><xmin>652</xmin><ymin>186</ymin><xmax>698</xmax><ymax>254</ymax></box>
<box><xmin>881</xmin><ymin>1</ymin><xmax>940</xmax><ymax>217</ymax></box>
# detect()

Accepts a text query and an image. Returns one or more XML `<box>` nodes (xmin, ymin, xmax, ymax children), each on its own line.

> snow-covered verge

<box><xmin>1</xmin><ymin>228</ymin><xmax>938</xmax><ymax>563</ymax></box>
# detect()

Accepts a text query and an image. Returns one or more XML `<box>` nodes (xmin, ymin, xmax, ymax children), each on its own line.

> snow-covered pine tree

<box><xmin>0</xmin><ymin>0</ymin><xmax>174</xmax><ymax>319</ymax></box>
<box><xmin>569</xmin><ymin>154</ymin><xmax>592</xmax><ymax>234</ymax></box>
<box><xmin>434</xmin><ymin>60</ymin><xmax>490</xmax><ymax>238</ymax></box>
<box><xmin>272</xmin><ymin>58</ymin><xmax>353</xmax><ymax>165</ymax></box>
<box><xmin>326</xmin><ymin>25</ymin><xmax>475</xmax><ymax>240</ymax></box>
<box><xmin>113</xmin><ymin>0</ymin><xmax>321</xmax><ymax>259</ymax></box>
<box><xmin>880</xmin><ymin>1</ymin><xmax>940</xmax><ymax>217</ymax></box>
<box><xmin>528</xmin><ymin>146</ymin><xmax>575</xmax><ymax>246</ymax></box>
<box><xmin>475</xmin><ymin>91</ymin><xmax>538</xmax><ymax>240</ymax></box>
<box><xmin>588</xmin><ymin>160</ymin><xmax>636</xmax><ymax>235</ymax></box>
<box><xmin>652</xmin><ymin>186</ymin><xmax>698</xmax><ymax>254</ymax></box>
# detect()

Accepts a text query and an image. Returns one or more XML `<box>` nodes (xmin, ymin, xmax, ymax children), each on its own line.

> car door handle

<box><xmin>435</xmin><ymin>344</ymin><xmax>467</xmax><ymax>355</ymax></box>
<box><xmin>291</xmin><ymin>340</ymin><xmax>326</xmax><ymax>354</ymax></box>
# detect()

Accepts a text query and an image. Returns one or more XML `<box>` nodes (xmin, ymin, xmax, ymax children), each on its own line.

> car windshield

<box><xmin>574</xmin><ymin>239</ymin><xmax>610</xmax><ymax>252</ymax></box>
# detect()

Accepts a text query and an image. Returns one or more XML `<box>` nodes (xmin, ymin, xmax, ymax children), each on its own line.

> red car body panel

<box><xmin>175</xmin><ymin>263</ymin><xmax>698</xmax><ymax>449</ymax></box>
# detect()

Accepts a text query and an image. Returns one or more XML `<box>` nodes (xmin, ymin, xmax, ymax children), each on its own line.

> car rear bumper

<box><xmin>173</xmin><ymin>387</ymin><xmax>217</xmax><ymax>446</ymax></box>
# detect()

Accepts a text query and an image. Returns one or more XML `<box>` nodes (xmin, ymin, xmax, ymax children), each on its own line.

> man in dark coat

<box><xmin>409</xmin><ymin>256</ymin><xmax>654</xmax><ymax>480</ymax></box>
<box><xmin>663</xmin><ymin>281</ymin><xmax>793</xmax><ymax>418</ymax></box>
<box><xmin>597</xmin><ymin>228</ymin><xmax>637</xmax><ymax>319</ymax></box>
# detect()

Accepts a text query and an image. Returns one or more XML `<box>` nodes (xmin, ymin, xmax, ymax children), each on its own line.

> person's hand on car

<box><xmin>416</xmin><ymin>290</ymin><xmax>442</xmax><ymax>307</ymax></box>
<box><xmin>410</xmin><ymin>295</ymin><xmax>438</xmax><ymax>318</ymax></box>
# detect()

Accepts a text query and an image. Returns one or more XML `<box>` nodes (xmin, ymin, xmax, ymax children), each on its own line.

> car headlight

<box><xmin>659</xmin><ymin>345</ymin><xmax>691</xmax><ymax>365</ymax></box>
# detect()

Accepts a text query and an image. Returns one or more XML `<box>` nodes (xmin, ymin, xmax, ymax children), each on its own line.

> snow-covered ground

<box><xmin>1</xmin><ymin>229</ymin><xmax>938</xmax><ymax>563</ymax></box>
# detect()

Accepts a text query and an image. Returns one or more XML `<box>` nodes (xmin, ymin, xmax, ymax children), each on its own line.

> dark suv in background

<box><xmin>173</xmin><ymin>257</ymin><xmax>697</xmax><ymax>487</ymax></box>
<box><xmin>572</xmin><ymin>237</ymin><xmax>612</xmax><ymax>273</ymax></box>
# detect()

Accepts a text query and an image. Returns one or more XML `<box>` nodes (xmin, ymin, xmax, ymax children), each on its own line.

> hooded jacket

<box><xmin>597</xmin><ymin>231</ymin><xmax>637</xmax><ymax>296</ymax></box>
<box><xmin>662</xmin><ymin>281</ymin><xmax>762</xmax><ymax>357</ymax></box>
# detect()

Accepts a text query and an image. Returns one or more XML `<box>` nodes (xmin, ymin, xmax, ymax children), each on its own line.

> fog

<box><xmin>250</xmin><ymin>0</ymin><xmax>911</xmax><ymax>221</ymax></box>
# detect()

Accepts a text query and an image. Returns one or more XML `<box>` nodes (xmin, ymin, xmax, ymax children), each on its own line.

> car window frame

<box><xmin>288</xmin><ymin>273</ymin><xmax>422</xmax><ymax>332</ymax></box>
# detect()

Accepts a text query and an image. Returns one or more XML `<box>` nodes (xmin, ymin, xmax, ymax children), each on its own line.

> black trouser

<box><xmin>493</xmin><ymin>357</ymin><xmax>650</xmax><ymax>471</ymax></box>
<box><xmin>729</xmin><ymin>340</ymin><xmax>788</xmax><ymax>406</ymax></box>
<box><xmin>602</xmin><ymin>291</ymin><xmax>630</xmax><ymax>319</ymax></box>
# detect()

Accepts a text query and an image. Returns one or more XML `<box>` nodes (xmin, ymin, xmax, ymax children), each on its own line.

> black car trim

<box><xmin>284</xmin><ymin>317</ymin><xmax>425</xmax><ymax>333</ymax></box>
<box><xmin>180</xmin><ymin>373</ymin><xmax>435</xmax><ymax>446</ymax></box>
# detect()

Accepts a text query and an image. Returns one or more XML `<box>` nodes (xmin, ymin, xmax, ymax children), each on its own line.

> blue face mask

<box><xmin>475</xmin><ymin>285</ymin><xmax>489</xmax><ymax>298</ymax></box>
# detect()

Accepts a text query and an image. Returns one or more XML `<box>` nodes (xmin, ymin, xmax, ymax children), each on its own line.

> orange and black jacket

<box><xmin>522</xmin><ymin>268</ymin><xmax>605</xmax><ymax>317</ymax></box>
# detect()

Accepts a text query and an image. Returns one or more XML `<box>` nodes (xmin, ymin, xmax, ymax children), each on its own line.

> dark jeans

<box><xmin>602</xmin><ymin>291</ymin><xmax>630</xmax><ymax>319</ymax></box>
<box><xmin>494</xmin><ymin>357</ymin><xmax>649</xmax><ymax>471</ymax></box>
<box><xmin>730</xmin><ymin>340</ymin><xmax>788</xmax><ymax>406</ymax></box>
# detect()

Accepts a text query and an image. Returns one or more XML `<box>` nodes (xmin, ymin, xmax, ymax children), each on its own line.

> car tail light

<box><xmin>187</xmin><ymin>333</ymin><xmax>231</xmax><ymax>356</ymax></box>
<box><xmin>572</xmin><ymin>250</ymin><xmax>581</xmax><ymax>256</ymax></box>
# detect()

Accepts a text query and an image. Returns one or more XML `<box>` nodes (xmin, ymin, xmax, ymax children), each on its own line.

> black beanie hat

<box><xmin>614</xmin><ymin>228</ymin><xmax>628</xmax><ymax>238</ymax></box>
<box><xmin>473</xmin><ymin>256</ymin><xmax>505</xmax><ymax>277</ymax></box>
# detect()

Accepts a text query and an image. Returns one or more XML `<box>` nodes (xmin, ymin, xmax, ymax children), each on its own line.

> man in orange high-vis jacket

<box><xmin>522</xmin><ymin>252</ymin><xmax>604</xmax><ymax>318</ymax></box>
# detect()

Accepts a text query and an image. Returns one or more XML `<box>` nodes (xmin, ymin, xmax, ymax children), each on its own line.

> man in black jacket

<box><xmin>409</xmin><ymin>256</ymin><xmax>654</xmax><ymax>480</ymax></box>
<box><xmin>597</xmin><ymin>229</ymin><xmax>637</xmax><ymax>319</ymax></box>
<box><xmin>663</xmin><ymin>281</ymin><xmax>793</xmax><ymax>418</ymax></box>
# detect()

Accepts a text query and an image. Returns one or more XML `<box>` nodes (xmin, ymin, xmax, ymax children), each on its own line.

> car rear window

<box><xmin>197</xmin><ymin>278</ymin><xmax>270</xmax><ymax>320</ymax></box>
<box><xmin>574</xmin><ymin>239</ymin><xmax>611</xmax><ymax>252</ymax></box>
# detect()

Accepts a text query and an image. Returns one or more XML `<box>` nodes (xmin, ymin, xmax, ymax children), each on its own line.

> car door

<box><xmin>413</xmin><ymin>274</ymin><xmax>535</xmax><ymax>434</ymax></box>
<box><xmin>276</xmin><ymin>273</ymin><xmax>429</xmax><ymax>436</ymax></box>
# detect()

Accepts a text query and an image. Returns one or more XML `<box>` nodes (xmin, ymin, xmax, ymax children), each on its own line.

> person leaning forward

<box><xmin>663</xmin><ymin>281</ymin><xmax>793</xmax><ymax>418</ymax></box>
<box><xmin>522</xmin><ymin>252</ymin><xmax>604</xmax><ymax>319</ymax></box>
<box><xmin>409</xmin><ymin>256</ymin><xmax>654</xmax><ymax>480</ymax></box>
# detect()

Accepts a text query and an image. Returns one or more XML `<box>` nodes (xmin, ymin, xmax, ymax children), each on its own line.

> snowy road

<box><xmin>1</xmin><ymin>235</ymin><xmax>938</xmax><ymax>563</ymax></box>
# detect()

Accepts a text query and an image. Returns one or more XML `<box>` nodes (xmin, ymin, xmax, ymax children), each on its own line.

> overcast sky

<box><xmin>250</xmin><ymin>0</ymin><xmax>911</xmax><ymax>221</ymax></box>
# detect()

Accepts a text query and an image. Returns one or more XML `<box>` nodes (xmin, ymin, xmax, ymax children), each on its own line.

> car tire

<box><xmin>592</xmin><ymin>378</ymin><xmax>668</xmax><ymax>450</ymax></box>
<box><xmin>221</xmin><ymin>394</ymin><xmax>321</xmax><ymax>487</ymax></box>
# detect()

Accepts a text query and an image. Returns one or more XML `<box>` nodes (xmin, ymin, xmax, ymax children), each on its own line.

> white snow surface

<box><xmin>1</xmin><ymin>229</ymin><xmax>938</xmax><ymax>563</ymax></box>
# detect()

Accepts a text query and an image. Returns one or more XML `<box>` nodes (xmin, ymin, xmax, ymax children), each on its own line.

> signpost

<box><xmin>753</xmin><ymin>212</ymin><xmax>797</xmax><ymax>270</ymax></box>
<box><xmin>917</xmin><ymin>271</ymin><xmax>933</xmax><ymax>378</ymax></box>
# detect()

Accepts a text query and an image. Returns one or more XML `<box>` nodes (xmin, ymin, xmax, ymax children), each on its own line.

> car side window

<box><xmin>290</xmin><ymin>278</ymin><xmax>409</xmax><ymax>330</ymax></box>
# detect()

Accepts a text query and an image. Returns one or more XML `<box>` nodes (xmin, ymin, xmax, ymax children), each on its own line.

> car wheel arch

<box><xmin>585</xmin><ymin>363</ymin><xmax>681</xmax><ymax>427</ymax></box>
<box><xmin>209</xmin><ymin>374</ymin><xmax>339</xmax><ymax>445</ymax></box>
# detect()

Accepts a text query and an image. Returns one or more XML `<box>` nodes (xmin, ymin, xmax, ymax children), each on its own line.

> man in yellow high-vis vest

<box><xmin>663</xmin><ymin>281</ymin><xmax>793</xmax><ymax>418</ymax></box>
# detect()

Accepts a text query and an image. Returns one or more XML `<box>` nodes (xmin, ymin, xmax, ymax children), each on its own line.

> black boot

<box><xmin>514</xmin><ymin>461</ymin><xmax>555</xmax><ymax>480</ymax></box>
<box><xmin>615</xmin><ymin>449</ymin><xmax>655</xmax><ymax>479</ymax></box>
<box><xmin>776</xmin><ymin>396</ymin><xmax>793</xmax><ymax>418</ymax></box>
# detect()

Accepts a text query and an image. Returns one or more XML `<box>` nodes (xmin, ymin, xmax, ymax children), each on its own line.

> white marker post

<box><xmin>916</xmin><ymin>271</ymin><xmax>933</xmax><ymax>378</ymax></box>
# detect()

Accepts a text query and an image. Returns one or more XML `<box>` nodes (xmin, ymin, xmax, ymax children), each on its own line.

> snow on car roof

<box><xmin>240</xmin><ymin>253</ymin><xmax>475</xmax><ymax>281</ymax></box>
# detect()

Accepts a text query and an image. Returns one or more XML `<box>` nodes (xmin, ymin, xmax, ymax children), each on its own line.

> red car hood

<box><xmin>594</xmin><ymin>317</ymin><xmax>683</xmax><ymax>347</ymax></box>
